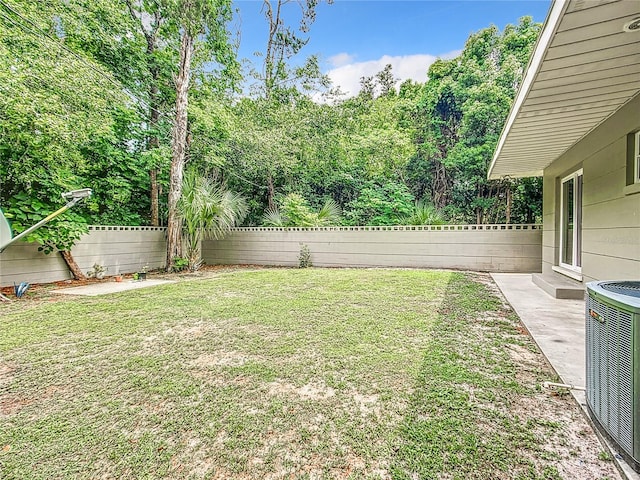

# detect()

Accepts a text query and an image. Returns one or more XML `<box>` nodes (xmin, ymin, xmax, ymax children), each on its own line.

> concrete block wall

<box><xmin>0</xmin><ymin>224</ymin><xmax>542</xmax><ymax>287</ymax></box>
<box><xmin>202</xmin><ymin>224</ymin><xmax>542</xmax><ymax>273</ymax></box>
<box><xmin>0</xmin><ymin>226</ymin><xmax>166</xmax><ymax>287</ymax></box>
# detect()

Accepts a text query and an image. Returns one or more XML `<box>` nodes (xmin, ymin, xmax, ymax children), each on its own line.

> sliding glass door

<box><xmin>560</xmin><ymin>170</ymin><xmax>583</xmax><ymax>271</ymax></box>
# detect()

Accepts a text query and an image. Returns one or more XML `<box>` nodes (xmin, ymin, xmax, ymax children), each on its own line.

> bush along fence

<box><xmin>0</xmin><ymin>226</ymin><xmax>166</xmax><ymax>287</ymax></box>
<box><xmin>0</xmin><ymin>224</ymin><xmax>542</xmax><ymax>287</ymax></box>
<box><xmin>202</xmin><ymin>224</ymin><xmax>542</xmax><ymax>273</ymax></box>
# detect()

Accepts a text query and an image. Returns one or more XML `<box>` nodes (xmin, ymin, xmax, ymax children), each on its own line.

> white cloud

<box><xmin>328</xmin><ymin>53</ymin><xmax>356</xmax><ymax>68</ymax></box>
<box><xmin>324</xmin><ymin>50</ymin><xmax>461</xmax><ymax>98</ymax></box>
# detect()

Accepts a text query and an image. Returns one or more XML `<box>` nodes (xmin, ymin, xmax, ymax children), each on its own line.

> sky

<box><xmin>233</xmin><ymin>0</ymin><xmax>552</xmax><ymax>96</ymax></box>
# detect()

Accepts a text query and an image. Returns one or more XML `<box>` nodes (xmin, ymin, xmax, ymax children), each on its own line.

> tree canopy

<box><xmin>0</xmin><ymin>0</ymin><xmax>543</xmax><ymax>271</ymax></box>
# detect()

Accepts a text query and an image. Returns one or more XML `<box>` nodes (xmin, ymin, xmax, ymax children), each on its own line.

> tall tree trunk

<box><xmin>127</xmin><ymin>3</ymin><xmax>163</xmax><ymax>226</ymax></box>
<box><xmin>166</xmin><ymin>32</ymin><xmax>194</xmax><ymax>271</ymax></box>
<box><xmin>505</xmin><ymin>186</ymin><xmax>512</xmax><ymax>224</ymax></box>
<box><xmin>431</xmin><ymin>159</ymin><xmax>449</xmax><ymax>210</ymax></box>
<box><xmin>262</xmin><ymin>0</ymin><xmax>283</xmax><ymax>98</ymax></box>
<box><xmin>60</xmin><ymin>250</ymin><xmax>86</xmax><ymax>280</ymax></box>
<box><xmin>267</xmin><ymin>172</ymin><xmax>276</xmax><ymax>210</ymax></box>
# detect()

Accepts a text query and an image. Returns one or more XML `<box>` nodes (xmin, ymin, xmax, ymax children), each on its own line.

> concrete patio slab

<box><xmin>492</xmin><ymin>273</ymin><xmax>586</xmax><ymax>392</ymax></box>
<box><xmin>51</xmin><ymin>279</ymin><xmax>175</xmax><ymax>296</ymax></box>
<box><xmin>491</xmin><ymin>273</ymin><xmax>639</xmax><ymax>480</ymax></box>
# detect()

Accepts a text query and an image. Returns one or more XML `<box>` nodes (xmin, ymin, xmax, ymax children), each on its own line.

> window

<box><xmin>635</xmin><ymin>131</ymin><xmax>640</xmax><ymax>184</ymax></box>
<box><xmin>627</xmin><ymin>130</ymin><xmax>640</xmax><ymax>187</ymax></box>
<box><xmin>560</xmin><ymin>169</ymin><xmax>583</xmax><ymax>272</ymax></box>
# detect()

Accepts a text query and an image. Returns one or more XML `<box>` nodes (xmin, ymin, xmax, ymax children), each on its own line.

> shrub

<box><xmin>298</xmin><ymin>243</ymin><xmax>312</xmax><ymax>268</ymax></box>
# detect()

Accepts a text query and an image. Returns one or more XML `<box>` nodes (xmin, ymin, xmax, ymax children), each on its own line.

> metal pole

<box><xmin>0</xmin><ymin>189</ymin><xmax>91</xmax><ymax>300</ymax></box>
<box><xmin>0</xmin><ymin>190</ymin><xmax>91</xmax><ymax>253</ymax></box>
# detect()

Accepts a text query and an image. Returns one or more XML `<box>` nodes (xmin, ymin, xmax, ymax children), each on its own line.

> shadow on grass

<box><xmin>390</xmin><ymin>272</ymin><xmax>563</xmax><ymax>480</ymax></box>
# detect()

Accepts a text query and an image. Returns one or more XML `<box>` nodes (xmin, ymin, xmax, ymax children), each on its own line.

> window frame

<box><xmin>634</xmin><ymin>131</ymin><xmax>640</xmax><ymax>184</ymax></box>
<box><xmin>559</xmin><ymin>168</ymin><xmax>583</xmax><ymax>273</ymax></box>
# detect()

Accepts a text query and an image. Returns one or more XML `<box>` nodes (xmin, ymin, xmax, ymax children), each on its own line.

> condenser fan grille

<box><xmin>599</xmin><ymin>281</ymin><xmax>640</xmax><ymax>298</ymax></box>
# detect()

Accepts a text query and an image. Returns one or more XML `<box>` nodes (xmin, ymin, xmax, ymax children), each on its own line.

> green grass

<box><xmin>0</xmin><ymin>269</ymin><xmax>605</xmax><ymax>479</ymax></box>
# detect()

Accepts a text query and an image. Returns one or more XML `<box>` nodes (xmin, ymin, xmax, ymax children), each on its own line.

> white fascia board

<box><xmin>487</xmin><ymin>0</ymin><xmax>570</xmax><ymax>180</ymax></box>
<box><xmin>488</xmin><ymin>169</ymin><xmax>544</xmax><ymax>181</ymax></box>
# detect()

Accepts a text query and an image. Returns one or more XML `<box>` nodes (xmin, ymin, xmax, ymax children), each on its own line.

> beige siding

<box><xmin>0</xmin><ymin>226</ymin><xmax>166</xmax><ymax>287</ymax></box>
<box><xmin>541</xmin><ymin>94</ymin><xmax>640</xmax><ymax>283</ymax></box>
<box><xmin>202</xmin><ymin>225</ymin><xmax>542</xmax><ymax>273</ymax></box>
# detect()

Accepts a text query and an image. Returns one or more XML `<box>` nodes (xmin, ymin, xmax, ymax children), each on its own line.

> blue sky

<box><xmin>234</xmin><ymin>0</ymin><xmax>551</xmax><ymax>96</ymax></box>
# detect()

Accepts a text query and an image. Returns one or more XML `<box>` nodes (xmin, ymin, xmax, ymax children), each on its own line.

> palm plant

<box><xmin>402</xmin><ymin>200</ymin><xmax>446</xmax><ymax>226</ymax></box>
<box><xmin>315</xmin><ymin>199</ymin><xmax>341</xmax><ymax>226</ymax></box>
<box><xmin>261</xmin><ymin>194</ymin><xmax>341</xmax><ymax>227</ymax></box>
<box><xmin>262</xmin><ymin>207</ymin><xmax>286</xmax><ymax>227</ymax></box>
<box><xmin>178</xmin><ymin>170</ymin><xmax>248</xmax><ymax>271</ymax></box>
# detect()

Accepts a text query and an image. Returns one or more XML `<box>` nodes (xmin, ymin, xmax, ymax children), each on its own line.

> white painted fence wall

<box><xmin>202</xmin><ymin>224</ymin><xmax>542</xmax><ymax>273</ymax></box>
<box><xmin>0</xmin><ymin>226</ymin><xmax>166</xmax><ymax>287</ymax></box>
<box><xmin>0</xmin><ymin>224</ymin><xmax>542</xmax><ymax>287</ymax></box>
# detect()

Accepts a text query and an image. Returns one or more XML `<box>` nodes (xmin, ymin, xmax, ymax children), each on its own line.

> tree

<box><xmin>122</xmin><ymin>0</ymin><xmax>176</xmax><ymax>226</ymax></box>
<box><xmin>164</xmin><ymin>0</ymin><xmax>239</xmax><ymax>271</ymax></box>
<box><xmin>409</xmin><ymin>18</ymin><xmax>542</xmax><ymax>223</ymax></box>
<box><xmin>257</xmin><ymin>0</ymin><xmax>331</xmax><ymax>99</ymax></box>
<box><xmin>61</xmin><ymin>0</ymin><xmax>173</xmax><ymax>226</ymax></box>
<box><xmin>359</xmin><ymin>63</ymin><xmax>397</xmax><ymax>99</ymax></box>
<box><xmin>344</xmin><ymin>182</ymin><xmax>415</xmax><ymax>226</ymax></box>
<box><xmin>401</xmin><ymin>200</ymin><xmax>446</xmax><ymax>226</ymax></box>
<box><xmin>0</xmin><ymin>0</ymin><xmax>130</xmax><ymax>278</ymax></box>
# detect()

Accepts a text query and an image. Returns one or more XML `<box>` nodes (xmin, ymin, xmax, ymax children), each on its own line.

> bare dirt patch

<box><xmin>352</xmin><ymin>391</ymin><xmax>381</xmax><ymax>417</ymax></box>
<box><xmin>0</xmin><ymin>384</ymin><xmax>67</xmax><ymax>416</ymax></box>
<box><xmin>267</xmin><ymin>381</ymin><xmax>336</xmax><ymax>400</ymax></box>
<box><xmin>191</xmin><ymin>351</ymin><xmax>248</xmax><ymax>368</ymax></box>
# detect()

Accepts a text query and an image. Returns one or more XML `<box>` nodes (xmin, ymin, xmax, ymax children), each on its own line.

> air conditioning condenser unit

<box><xmin>586</xmin><ymin>281</ymin><xmax>640</xmax><ymax>472</ymax></box>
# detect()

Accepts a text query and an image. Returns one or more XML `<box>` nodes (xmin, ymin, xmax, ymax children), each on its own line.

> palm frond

<box><xmin>316</xmin><ymin>199</ymin><xmax>341</xmax><ymax>226</ymax></box>
<box><xmin>262</xmin><ymin>207</ymin><xmax>286</xmax><ymax>227</ymax></box>
<box><xmin>178</xmin><ymin>169</ymin><xmax>248</xmax><ymax>269</ymax></box>
<box><xmin>402</xmin><ymin>200</ymin><xmax>446</xmax><ymax>226</ymax></box>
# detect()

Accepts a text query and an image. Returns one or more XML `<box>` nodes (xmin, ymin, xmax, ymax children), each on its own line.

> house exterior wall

<box><xmin>0</xmin><ymin>226</ymin><xmax>166</xmax><ymax>287</ymax></box>
<box><xmin>541</xmin><ymin>93</ymin><xmax>640</xmax><ymax>284</ymax></box>
<box><xmin>202</xmin><ymin>225</ymin><xmax>542</xmax><ymax>273</ymax></box>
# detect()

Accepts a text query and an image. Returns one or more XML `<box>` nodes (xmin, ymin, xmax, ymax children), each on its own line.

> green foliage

<box><xmin>80</xmin><ymin>107</ymin><xmax>156</xmax><ymax>225</ymax></box>
<box><xmin>281</xmin><ymin>193</ymin><xmax>316</xmax><ymax>227</ymax></box>
<box><xmin>345</xmin><ymin>182</ymin><xmax>415</xmax><ymax>226</ymax></box>
<box><xmin>3</xmin><ymin>192</ymin><xmax>88</xmax><ymax>254</ymax></box>
<box><xmin>262</xmin><ymin>193</ymin><xmax>341</xmax><ymax>227</ymax></box>
<box><xmin>298</xmin><ymin>243</ymin><xmax>312</xmax><ymax>268</ymax></box>
<box><xmin>178</xmin><ymin>169</ymin><xmax>247</xmax><ymax>270</ymax></box>
<box><xmin>411</xmin><ymin>17</ymin><xmax>542</xmax><ymax>224</ymax></box>
<box><xmin>0</xmin><ymin>1</ymin><xmax>127</xmax><ymax>204</ymax></box>
<box><xmin>0</xmin><ymin>1</ymin><xmax>542</xmax><ymax>234</ymax></box>
<box><xmin>402</xmin><ymin>201</ymin><xmax>447</xmax><ymax>226</ymax></box>
<box><xmin>257</xmin><ymin>0</ymin><xmax>330</xmax><ymax>98</ymax></box>
<box><xmin>172</xmin><ymin>256</ymin><xmax>189</xmax><ymax>272</ymax></box>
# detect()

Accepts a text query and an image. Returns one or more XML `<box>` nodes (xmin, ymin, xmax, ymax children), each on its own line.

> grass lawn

<box><xmin>0</xmin><ymin>268</ymin><xmax>616</xmax><ymax>479</ymax></box>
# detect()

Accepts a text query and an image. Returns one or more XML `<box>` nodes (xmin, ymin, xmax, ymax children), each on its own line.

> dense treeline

<box><xmin>0</xmin><ymin>0</ymin><xmax>542</xmax><ymax>270</ymax></box>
